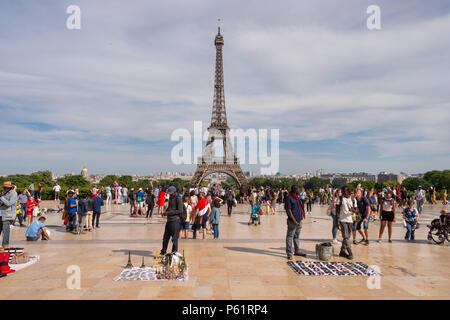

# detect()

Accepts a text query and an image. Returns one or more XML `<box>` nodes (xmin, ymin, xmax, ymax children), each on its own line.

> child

<box><xmin>26</xmin><ymin>216</ymin><xmax>51</xmax><ymax>241</ymax></box>
<box><xmin>179</xmin><ymin>195</ymin><xmax>192</xmax><ymax>240</ymax></box>
<box><xmin>77</xmin><ymin>194</ymin><xmax>88</xmax><ymax>234</ymax></box>
<box><xmin>210</xmin><ymin>198</ymin><xmax>221</xmax><ymax>239</ymax></box>
<box><xmin>26</xmin><ymin>196</ymin><xmax>39</xmax><ymax>227</ymax></box>
<box><xmin>403</xmin><ymin>200</ymin><xmax>419</xmax><ymax>241</ymax></box>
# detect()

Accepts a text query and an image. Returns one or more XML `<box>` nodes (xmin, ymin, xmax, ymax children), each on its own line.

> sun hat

<box><xmin>138</xmin><ymin>188</ymin><xmax>143</xmax><ymax>191</ymax></box>
<box><xmin>2</xmin><ymin>181</ymin><xmax>12</xmax><ymax>188</ymax></box>
<box><xmin>167</xmin><ymin>186</ymin><xmax>177</xmax><ymax>195</ymax></box>
<box><xmin>441</xmin><ymin>209</ymin><xmax>448</xmax><ymax>215</ymax></box>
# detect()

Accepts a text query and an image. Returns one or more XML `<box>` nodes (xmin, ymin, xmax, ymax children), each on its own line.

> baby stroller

<box><xmin>248</xmin><ymin>205</ymin><xmax>261</xmax><ymax>225</ymax></box>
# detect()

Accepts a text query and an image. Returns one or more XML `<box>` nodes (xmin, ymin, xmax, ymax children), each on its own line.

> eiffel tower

<box><xmin>191</xmin><ymin>27</ymin><xmax>248</xmax><ymax>187</ymax></box>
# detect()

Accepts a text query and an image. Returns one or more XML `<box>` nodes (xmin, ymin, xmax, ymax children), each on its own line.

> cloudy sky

<box><xmin>1</xmin><ymin>0</ymin><xmax>449</xmax><ymax>176</ymax></box>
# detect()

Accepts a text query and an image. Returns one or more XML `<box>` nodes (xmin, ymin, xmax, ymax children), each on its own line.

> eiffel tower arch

<box><xmin>191</xmin><ymin>27</ymin><xmax>248</xmax><ymax>188</ymax></box>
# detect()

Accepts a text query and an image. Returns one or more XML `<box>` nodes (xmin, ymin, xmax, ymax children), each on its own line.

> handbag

<box><xmin>233</xmin><ymin>199</ymin><xmax>237</xmax><ymax>207</ymax></box>
<box><xmin>32</xmin><ymin>206</ymin><xmax>39</xmax><ymax>217</ymax></box>
<box><xmin>194</xmin><ymin>214</ymin><xmax>202</xmax><ymax>225</ymax></box>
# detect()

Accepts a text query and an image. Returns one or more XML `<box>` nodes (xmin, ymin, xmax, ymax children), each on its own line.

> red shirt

<box><xmin>26</xmin><ymin>200</ymin><xmax>39</xmax><ymax>214</ymax></box>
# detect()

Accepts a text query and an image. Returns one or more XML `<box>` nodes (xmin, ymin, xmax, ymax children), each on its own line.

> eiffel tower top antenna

<box><xmin>218</xmin><ymin>18</ymin><xmax>221</xmax><ymax>34</ymax></box>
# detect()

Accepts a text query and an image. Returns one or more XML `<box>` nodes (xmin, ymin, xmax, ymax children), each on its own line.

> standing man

<box><xmin>225</xmin><ymin>187</ymin><xmax>235</xmax><ymax>216</ymax></box>
<box><xmin>160</xmin><ymin>186</ymin><xmax>185</xmax><ymax>255</ymax></box>
<box><xmin>285</xmin><ymin>185</ymin><xmax>306</xmax><ymax>260</ymax></box>
<box><xmin>29</xmin><ymin>182</ymin><xmax>35</xmax><ymax>197</ymax></box>
<box><xmin>17</xmin><ymin>189</ymin><xmax>30</xmax><ymax>227</ymax></box>
<box><xmin>0</xmin><ymin>181</ymin><xmax>18</xmax><ymax>249</ymax></box>
<box><xmin>53</xmin><ymin>183</ymin><xmax>61</xmax><ymax>201</ymax></box>
<box><xmin>92</xmin><ymin>193</ymin><xmax>104</xmax><ymax>229</ymax></box>
<box><xmin>122</xmin><ymin>185</ymin><xmax>128</xmax><ymax>205</ymax></box>
<box><xmin>146</xmin><ymin>188</ymin><xmax>156</xmax><ymax>218</ymax></box>
<box><xmin>67</xmin><ymin>191</ymin><xmax>77</xmax><ymax>233</ymax></box>
<box><xmin>414</xmin><ymin>186</ymin><xmax>425</xmax><ymax>214</ymax></box>
<box><xmin>352</xmin><ymin>189</ymin><xmax>372</xmax><ymax>245</ymax></box>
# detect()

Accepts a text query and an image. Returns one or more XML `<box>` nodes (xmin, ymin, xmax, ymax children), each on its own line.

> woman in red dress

<box><xmin>157</xmin><ymin>189</ymin><xmax>166</xmax><ymax>217</ymax></box>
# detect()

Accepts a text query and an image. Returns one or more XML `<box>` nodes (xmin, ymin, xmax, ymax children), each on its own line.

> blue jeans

<box><xmin>213</xmin><ymin>224</ymin><xmax>219</xmax><ymax>239</ymax></box>
<box><xmin>68</xmin><ymin>213</ymin><xmax>77</xmax><ymax>231</ymax></box>
<box><xmin>331</xmin><ymin>212</ymin><xmax>338</xmax><ymax>239</ymax></box>
<box><xmin>1</xmin><ymin>218</ymin><xmax>12</xmax><ymax>247</ymax></box>
<box><xmin>405</xmin><ymin>221</ymin><xmax>416</xmax><ymax>240</ymax></box>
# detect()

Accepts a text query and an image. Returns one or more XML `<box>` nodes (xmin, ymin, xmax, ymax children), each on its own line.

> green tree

<box><xmin>57</xmin><ymin>175</ymin><xmax>90</xmax><ymax>187</ymax></box>
<box><xmin>118</xmin><ymin>175</ymin><xmax>133</xmax><ymax>187</ymax></box>
<box><xmin>401</xmin><ymin>177</ymin><xmax>430</xmax><ymax>191</ymax></box>
<box><xmin>99</xmin><ymin>175</ymin><xmax>119</xmax><ymax>187</ymax></box>
<box><xmin>303</xmin><ymin>177</ymin><xmax>330</xmax><ymax>192</ymax></box>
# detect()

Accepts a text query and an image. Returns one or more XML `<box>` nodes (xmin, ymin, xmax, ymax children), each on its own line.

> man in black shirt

<box><xmin>160</xmin><ymin>186</ymin><xmax>185</xmax><ymax>255</ymax></box>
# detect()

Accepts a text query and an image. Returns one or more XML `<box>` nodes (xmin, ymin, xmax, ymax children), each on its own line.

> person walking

<box><xmin>285</xmin><ymin>185</ymin><xmax>306</xmax><ymax>260</ymax></box>
<box><xmin>0</xmin><ymin>181</ymin><xmax>18</xmax><ymax>249</ymax></box>
<box><xmin>403</xmin><ymin>200</ymin><xmax>419</xmax><ymax>241</ymax></box>
<box><xmin>378</xmin><ymin>191</ymin><xmax>396</xmax><ymax>243</ymax></box>
<box><xmin>210</xmin><ymin>198</ymin><xmax>221</xmax><ymax>239</ymax></box>
<box><xmin>129</xmin><ymin>188</ymin><xmax>136</xmax><ymax>215</ymax></box>
<box><xmin>160</xmin><ymin>186</ymin><xmax>185</xmax><ymax>255</ymax></box>
<box><xmin>53</xmin><ymin>183</ymin><xmax>61</xmax><ymax>201</ymax></box>
<box><xmin>337</xmin><ymin>186</ymin><xmax>355</xmax><ymax>260</ymax></box>
<box><xmin>414</xmin><ymin>186</ymin><xmax>425</xmax><ymax>214</ymax></box>
<box><xmin>225</xmin><ymin>187</ymin><xmax>235</xmax><ymax>216</ymax></box>
<box><xmin>443</xmin><ymin>188</ymin><xmax>448</xmax><ymax>205</ymax></box>
<box><xmin>92</xmin><ymin>193</ymin><xmax>104</xmax><ymax>229</ymax></box>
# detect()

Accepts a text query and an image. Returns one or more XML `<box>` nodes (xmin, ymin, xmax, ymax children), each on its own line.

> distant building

<box><xmin>377</xmin><ymin>172</ymin><xmax>406</xmax><ymax>184</ymax></box>
<box><xmin>81</xmin><ymin>165</ymin><xmax>89</xmax><ymax>179</ymax></box>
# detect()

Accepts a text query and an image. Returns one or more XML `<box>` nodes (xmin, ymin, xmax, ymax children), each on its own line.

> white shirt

<box><xmin>339</xmin><ymin>197</ymin><xmax>355</xmax><ymax>223</ymax></box>
<box><xmin>53</xmin><ymin>185</ymin><xmax>61</xmax><ymax>192</ymax></box>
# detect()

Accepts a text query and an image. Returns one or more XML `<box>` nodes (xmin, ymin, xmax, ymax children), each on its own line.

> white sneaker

<box><xmin>332</xmin><ymin>239</ymin><xmax>340</xmax><ymax>244</ymax></box>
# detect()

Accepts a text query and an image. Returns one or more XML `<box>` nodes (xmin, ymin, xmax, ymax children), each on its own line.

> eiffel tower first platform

<box><xmin>191</xmin><ymin>27</ymin><xmax>248</xmax><ymax>187</ymax></box>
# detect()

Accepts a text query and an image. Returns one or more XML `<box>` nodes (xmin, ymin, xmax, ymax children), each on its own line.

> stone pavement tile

<box><xmin>229</xmin><ymin>285</ymin><xmax>266</xmax><ymax>298</ymax></box>
<box><xmin>194</xmin><ymin>286</ymin><xmax>213</xmax><ymax>298</ymax></box>
<box><xmin>40</xmin><ymin>288</ymin><xmax>89</xmax><ymax>300</ymax></box>
<box><xmin>157</xmin><ymin>286</ymin><xmax>195</xmax><ymax>299</ymax></box>
<box><xmin>299</xmin><ymin>284</ymin><xmax>341</xmax><ymax>298</ymax></box>
<box><xmin>137</xmin><ymin>287</ymin><xmax>161</xmax><ymax>299</ymax></box>
<box><xmin>260</xmin><ymin>275</ymin><xmax>298</xmax><ymax>286</ymax></box>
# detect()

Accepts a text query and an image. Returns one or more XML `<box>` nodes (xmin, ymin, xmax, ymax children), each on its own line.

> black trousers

<box><xmin>306</xmin><ymin>202</ymin><xmax>312</xmax><ymax>212</ymax></box>
<box><xmin>161</xmin><ymin>220</ymin><xmax>180</xmax><ymax>255</ymax></box>
<box><xmin>227</xmin><ymin>200</ymin><xmax>234</xmax><ymax>216</ymax></box>
<box><xmin>93</xmin><ymin>211</ymin><xmax>101</xmax><ymax>227</ymax></box>
<box><xmin>146</xmin><ymin>204</ymin><xmax>154</xmax><ymax>218</ymax></box>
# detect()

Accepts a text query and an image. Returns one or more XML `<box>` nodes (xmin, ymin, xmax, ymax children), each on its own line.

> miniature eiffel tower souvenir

<box><xmin>125</xmin><ymin>250</ymin><xmax>133</xmax><ymax>268</ymax></box>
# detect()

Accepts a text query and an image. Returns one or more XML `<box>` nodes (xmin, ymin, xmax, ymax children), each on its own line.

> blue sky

<box><xmin>0</xmin><ymin>0</ymin><xmax>449</xmax><ymax>175</ymax></box>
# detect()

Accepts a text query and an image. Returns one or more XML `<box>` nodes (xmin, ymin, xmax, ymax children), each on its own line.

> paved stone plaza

<box><xmin>2</xmin><ymin>202</ymin><xmax>449</xmax><ymax>300</ymax></box>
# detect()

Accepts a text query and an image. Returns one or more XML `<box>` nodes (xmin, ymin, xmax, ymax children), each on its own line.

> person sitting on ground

<box><xmin>26</xmin><ymin>215</ymin><xmax>51</xmax><ymax>241</ymax></box>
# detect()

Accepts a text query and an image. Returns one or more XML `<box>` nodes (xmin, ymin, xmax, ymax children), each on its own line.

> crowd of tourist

<box><xmin>0</xmin><ymin>178</ymin><xmax>448</xmax><ymax>264</ymax></box>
